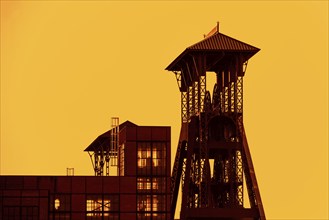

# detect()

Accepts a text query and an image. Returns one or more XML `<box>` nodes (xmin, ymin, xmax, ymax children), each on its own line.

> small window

<box><xmin>137</xmin><ymin>178</ymin><xmax>152</xmax><ymax>191</ymax></box>
<box><xmin>152</xmin><ymin>178</ymin><xmax>166</xmax><ymax>193</ymax></box>
<box><xmin>50</xmin><ymin>194</ymin><xmax>70</xmax><ymax>212</ymax></box>
<box><xmin>153</xmin><ymin>195</ymin><xmax>166</xmax><ymax>211</ymax></box>
<box><xmin>54</xmin><ymin>199</ymin><xmax>60</xmax><ymax>210</ymax></box>
<box><xmin>137</xmin><ymin>144</ymin><xmax>151</xmax><ymax>168</ymax></box>
<box><xmin>153</xmin><ymin>143</ymin><xmax>167</xmax><ymax>175</ymax></box>
<box><xmin>137</xmin><ymin>195</ymin><xmax>151</xmax><ymax>212</ymax></box>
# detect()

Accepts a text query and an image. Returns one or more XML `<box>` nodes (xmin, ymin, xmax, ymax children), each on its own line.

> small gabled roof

<box><xmin>84</xmin><ymin>120</ymin><xmax>137</xmax><ymax>152</ymax></box>
<box><xmin>166</xmin><ymin>31</ymin><xmax>260</xmax><ymax>71</ymax></box>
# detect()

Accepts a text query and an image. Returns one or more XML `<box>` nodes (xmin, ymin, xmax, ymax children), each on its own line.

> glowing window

<box><xmin>152</xmin><ymin>150</ymin><xmax>159</xmax><ymax>167</ymax></box>
<box><xmin>137</xmin><ymin>143</ymin><xmax>151</xmax><ymax>168</ymax></box>
<box><xmin>86</xmin><ymin>198</ymin><xmax>102</xmax><ymax>216</ymax></box>
<box><xmin>152</xmin><ymin>196</ymin><xmax>158</xmax><ymax>212</ymax></box>
<box><xmin>137</xmin><ymin>178</ymin><xmax>152</xmax><ymax>191</ymax></box>
<box><xmin>86</xmin><ymin>195</ymin><xmax>119</xmax><ymax>217</ymax></box>
<box><xmin>54</xmin><ymin>199</ymin><xmax>60</xmax><ymax>210</ymax></box>
<box><xmin>154</xmin><ymin>195</ymin><xmax>166</xmax><ymax>212</ymax></box>
<box><xmin>86</xmin><ymin>198</ymin><xmax>110</xmax><ymax>216</ymax></box>
<box><xmin>152</xmin><ymin>179</ymin><xmax>158</xmax><ymax>190</ymax></box>
<box><xmin>137</xmin><ymin>195</ymin><xmax>151</xmax><ymax>212</ymax></box>
<box><xmin>51</xmin><ymin>194</ymin><xmax>70</xmax><ymax>212</ymax></box>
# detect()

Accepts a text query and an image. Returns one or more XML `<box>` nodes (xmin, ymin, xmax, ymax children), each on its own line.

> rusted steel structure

<box><xmin>166</xmin><ymin>25</ymin><xmax>265</xmax><ymax>220</ymax></box>
<box><xmin>85</xmin><ymin>117</ymin><xmax>120</xmax><ymax>176</ymax></box>
<box><xmin>0</xmin><ymin>121</ymin><xmax>171</xmax><ymax>220</ymax></box>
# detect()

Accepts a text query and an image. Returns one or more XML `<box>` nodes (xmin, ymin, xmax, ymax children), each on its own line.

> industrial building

<box><xmin>0</xmin><ymin>121</ymin><xmax>171</xmax><ymax>220</ymax></box>
<box><xmin>166</xmin><ymin>23</ymin><xmax>265</xmax><ymax>220</ymax></box>
<box><xmin>1</xmin><ymin>24</ymin><xmax>265</xmax><ymax>220</ymax></box>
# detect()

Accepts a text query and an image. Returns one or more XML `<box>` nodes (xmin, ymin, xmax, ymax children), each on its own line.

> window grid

<box><xmin>137</xmin><ymin>142</ymin><xmax>167</xmax><ymax>176</ymax></box>
<box><xmin>86</xmin><ymin>194</ymin><xmax>119</xmax><ymax>218</ymax></box>
<box><xmin>137</xmin><ymin>142</ymin><xmax>168</xmax><ymax>219</ymax></box>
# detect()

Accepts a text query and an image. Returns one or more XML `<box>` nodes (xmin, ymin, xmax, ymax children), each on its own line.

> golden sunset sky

<box><xmin>1</xmin><ymin>1</ymin><xmax>328</xmax><ymax>219</ymax></box>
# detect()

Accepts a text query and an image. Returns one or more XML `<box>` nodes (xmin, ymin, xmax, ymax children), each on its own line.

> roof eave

<box><xmin>165</xmin><ymin>49</ymin><xmax>189</xmax><ymax>71</ymax></box>
<box><xmin>165</xmin><ymin>48</ymin><xmax>260</xmax><ymax>72</ymax></box>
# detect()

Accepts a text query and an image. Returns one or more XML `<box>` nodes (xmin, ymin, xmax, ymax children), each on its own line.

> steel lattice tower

<box><xmin>166</xmin><ymin>25</ymin><xmax>265</xmax><ymax>220</ymax></box>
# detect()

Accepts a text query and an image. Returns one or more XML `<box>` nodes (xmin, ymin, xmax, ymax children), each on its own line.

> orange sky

<box><xmin>1</xmin><ymin>1</ymin><xmax>328</xmax><ymax>219</ymax></box>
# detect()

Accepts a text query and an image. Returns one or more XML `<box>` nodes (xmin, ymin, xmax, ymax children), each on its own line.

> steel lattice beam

<box><xmin>167</xmin><ymin>28</ymin><xmax>264</xmax><ymax>220</ymax></box>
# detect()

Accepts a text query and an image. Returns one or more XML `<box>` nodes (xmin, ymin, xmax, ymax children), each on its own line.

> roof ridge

<box><xmin>166</xmin><ymin>31</ymin><xmax>260</xmax><ymax>71</ymax></box>
<box><xmin>187</xmin><ymin>32</ymin><xmax>221</xmax><ymax>49</ymax></box>
<box><xmin>187</xmin><ymin>32</ymin><xmax>260</xmax><ymax>51</ymax></box>
<box><xmin>215</xmin><ymin>32</ymin><xmax>260</xmax><ymax>50</ymax></box>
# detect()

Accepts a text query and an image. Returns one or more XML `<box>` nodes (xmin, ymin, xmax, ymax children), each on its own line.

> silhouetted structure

<box><xmin>84</xmin><ymin>117</ymin><xmax>120</xmax><ymax>176</ymax></box>
<box><xmin>0</xmin><ymin>121</ymin><xmax>171</xmax><ymax>220</ymax></box>
<box><xmin>0</xmin><ymin>24</ymin><xmax>265</xmax><ymax>220</ymax></box>
<box><xmin>166</xmin><ymin>24</ymin><xmax>265</xmax><ymax>220</ymax></box>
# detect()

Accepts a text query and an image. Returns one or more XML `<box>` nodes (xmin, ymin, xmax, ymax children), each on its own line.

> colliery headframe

<box><xmin>166</xmin><ymin>24</ymin><xmax>265</xmax><ymax>220</ymax></box>
<box><xmin>0</xmin><ymin>24</ymin><xmax>265</xmax><ymax>220</ymax></box>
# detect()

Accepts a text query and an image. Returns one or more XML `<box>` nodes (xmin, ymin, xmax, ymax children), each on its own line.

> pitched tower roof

<box><xmin>166</xmin><ymin>31</ymin><xmax>260</xmax><ymax>71</ymax></box>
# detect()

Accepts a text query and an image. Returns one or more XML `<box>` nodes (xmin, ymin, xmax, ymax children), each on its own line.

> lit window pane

<box><xmin>54</xmin><ymin>199</ymin><xmax>60</xmax><ymax>210</ymax></box>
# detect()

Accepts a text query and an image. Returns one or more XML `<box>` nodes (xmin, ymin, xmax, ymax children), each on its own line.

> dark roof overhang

<box><xmin>84</xmin><ymin>120</ymin><xmax>137</xmax><ymax>152</ymax></box>
<box><xmin>166</xmin><ymin>32</ymin><xmax>260</xmax><ymax>72</ymax></box>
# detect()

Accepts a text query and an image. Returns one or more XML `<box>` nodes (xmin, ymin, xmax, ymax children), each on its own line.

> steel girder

<box><xmin>170</xmin><ymin>54</ymin><xmax>265</xmax><ymax>220</ymax></box>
